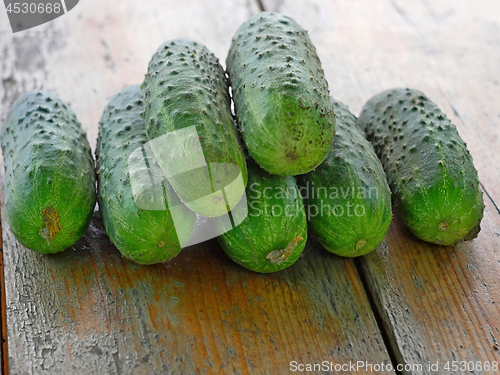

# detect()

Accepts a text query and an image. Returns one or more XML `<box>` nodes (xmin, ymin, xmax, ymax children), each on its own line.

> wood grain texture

<box><xmin>360</xmin><ymin>199</ymin><xmax>500</xmax><ymax>374</ymax></box>
<box><xmin>0</xmin><ymin>0</ymin><xmax>393</xmax><ymax>373</ymax></box>
<box><xmin>0</xmin><ymin>211</ymin><xmax>393</xmax><ymax>374</ymax></box>
<box><xmin>261</xmin><ymin>0</ymin><xmax>500</xmax><ymax>372</ymax></box>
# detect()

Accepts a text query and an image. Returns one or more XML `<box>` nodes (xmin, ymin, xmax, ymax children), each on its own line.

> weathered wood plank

<box><xmin>360</xmin><ymin>199</ymin><xmax>500</xmax><ymax>374</ymax></box>
<box><xmin>0</xmin><ymin>0</ymin><xmax>394</xmax><ymax>373</ymax></box>
<box><xmin>0</xmin><ymin>212</ymin><xmax>394</xmax><ymax>374</ymax></box>
<box><xmin>261</xmin><ymin>0</ymin><xmax>500</xmax><ymax>372</ymax></box>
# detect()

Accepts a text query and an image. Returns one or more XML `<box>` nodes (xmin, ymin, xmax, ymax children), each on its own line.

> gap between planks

<box><xmin>255</xmin><ymin>0</ymin><xmax>265</xmax><ymax>12</ymax></box>
<box><xmin>255</xmin><ymin>0</ymin><xmax>415</xmax><ymax>371</ymax></box>
<box><xmin>354</xmin><ymin>256</ymin><xmax>403</xmax><ymax>374</ymax></box>
<box><xmin>480</xmin><ymin>183</ymin><xmax>500</xmax><ymax>217</ymax></box>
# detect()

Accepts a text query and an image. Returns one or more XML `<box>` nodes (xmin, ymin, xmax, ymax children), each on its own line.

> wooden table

<box><xmin>0</xmin><ymin>0</ymin><xmax>499</xmax><ymax>374</ymax></box>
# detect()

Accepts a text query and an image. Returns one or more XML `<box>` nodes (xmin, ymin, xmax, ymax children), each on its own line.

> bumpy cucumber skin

<box><xmin>143</xmin><ymin>39</ymin><xmax>247</xmax><ymax>218</ymax></box>
<box><xmin>298</xmin><ymin>100</ymin><xmax>392</xmax><ymax>257</ymax></box>
<box><xmin>217</xmin><ymin>159</ymin><xmax>307</xmax><ymax>273</ymax></box>
<box><xmin>358</xmin><ymin>88</ymin><xmax>484</xmax><ymax>245</ymax></box>
<box><xmin>226</xmin><ymin>12</ymin><xmax>335</xmax><ymax>176</ymax></box>
<box><xmin>1</xmin><ymin>91</ymin><xmax>96</xmax><ymax>254</ymax></box>
<box><xmin>96</xmin><ymin>85</ymin><xmax>196</xmax><ymax>264</ymax></box>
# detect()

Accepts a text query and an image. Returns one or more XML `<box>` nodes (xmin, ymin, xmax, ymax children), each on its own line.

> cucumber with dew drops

<box><xmin>1</xmin><ymin>90</ymin><xmax>96</xmax><ymax>253</ymax></box>
<box><xmin>358</xmin><ymin>88</ymin><xmax>484</xmax><ymax>245</ymax></box>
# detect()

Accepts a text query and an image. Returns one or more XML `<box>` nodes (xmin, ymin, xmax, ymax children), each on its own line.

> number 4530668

<box><xmin>6</xmin><ymin>2</ymin><xmax>62</xmax><ymax>14</ymax></box>
<box><xmin>444</xmin><ymin>361</ymin><xmax>498</xmax><ymax>372</ymax></box>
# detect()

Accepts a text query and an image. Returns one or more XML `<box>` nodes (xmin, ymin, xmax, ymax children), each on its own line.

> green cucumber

<box><xmin>96</xmin><ymin>84</ymin><xmax>196</xmax><ymax>264</ymax></box>
<box><xmin>217</xmin><ymin>159</ymin><xmax>307</xmax><ymax>273</ymax></box>
<box><xmin>298</xmin><ymin>100</ymin><xmax>392</xmax><ymax>257</ymax></box>
<box><xmin>1</xmin><ymin>90</ymin><xmax>96</xmax><ymax>253</ymax></box>
<box><xmin>358</xmin><ymin>88</ymin><xmax>484</xmax><ymax>245</ymax></box>
<box><xmin>226</xmin><ymin>12</ymin><xmax>335</xmax><ymax>176</ymax></box>
<box><xmin>142</xmin><ymin>39</ymin><xmax>247</xmax><ymax>218</ymax></box>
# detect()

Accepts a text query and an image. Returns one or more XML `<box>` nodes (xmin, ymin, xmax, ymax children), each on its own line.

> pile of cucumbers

<box><xmin>0</xmin><ymin>12</ymin><xmax>484</xmax><ymax>273</ymax></box>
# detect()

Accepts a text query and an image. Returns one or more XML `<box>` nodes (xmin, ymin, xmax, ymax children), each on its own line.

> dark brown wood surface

<box><xmin>262</xmin><ymin>0</ymin><xmax>500</xmax><ymax>373</ymax></box>
<box><xmin>0</xmin><ymin>1</ymin><xmax>396</xmax><ymax>374</ymax></box>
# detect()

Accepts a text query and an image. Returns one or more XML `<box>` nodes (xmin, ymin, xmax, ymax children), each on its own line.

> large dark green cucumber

<box><xmin>96</xmin><ymin>85</ymin><xmax>196</xmax><ymax>264</ymax></box>
<box><xmin>1</xmin><ymin>90</ymin><xmax>96</xmax><ymax>253</ymax></box>
<box><xmin>217</xmin><ymin>159</ymin><xmax>307</xmax><ymax>273</ymax></box>
<box><xmin>143</xmin><ymin>39</ymin><xmax>247</xmax><ymax>218</ymax></box>
<box><xmin>298</xmin><ymin>100</ymin><xmax>392</xmax><ymax>257</ymax></box>
<box><xmin>226</xmin><ymin>12</ymin><xmax>335</xmax><ymax>176</ymax></box>
<box><xmin>358</xmin><ymin>88</ymin><xmax>484</xmax><ymax>245</ymax></box>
